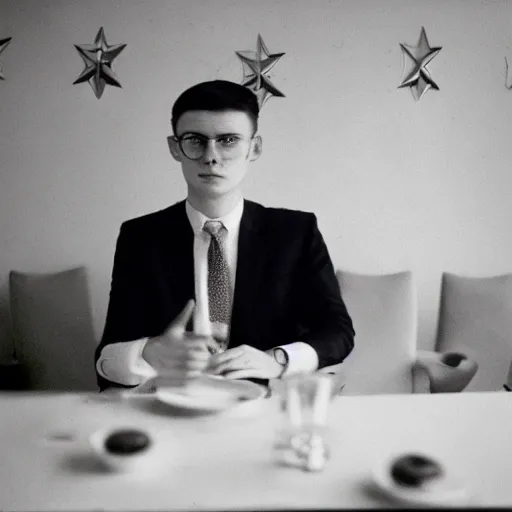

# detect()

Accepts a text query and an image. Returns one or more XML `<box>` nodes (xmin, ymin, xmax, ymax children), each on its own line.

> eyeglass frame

<box><xmin>171</xmin><ymin>131</ymin><xmax>257</xmax><ymax>161</ymax></box>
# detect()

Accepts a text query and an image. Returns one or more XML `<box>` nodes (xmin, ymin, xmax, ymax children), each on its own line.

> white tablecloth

<box><xmin>0</xmin><ymin>390</ymin><xmax>510</xmax><ymax>510</ymax></box>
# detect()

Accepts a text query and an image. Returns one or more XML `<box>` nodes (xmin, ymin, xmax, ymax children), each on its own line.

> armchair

<box><xmin>320</xmin><ymin>270</ymin><xmax>477</xmax><ymax>395</ymax></box>
<box><xmin>432</xmin><ymin>272</ymin><xmax>512</xmax><ymax>392</ymax></box>
<box><xmin>9</xmin><ymin>267</ymin><xmax>98</xmax><ymax>391</ymax></box>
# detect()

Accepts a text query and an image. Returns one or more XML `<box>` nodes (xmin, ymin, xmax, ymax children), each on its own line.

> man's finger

<box><xmin>205</xmin><ymin>337</ymin><xmax>222</xmax><ymax>354</ymax></box>
<box><xmin>185</xmin><ymin>359</ymin><xmax>210</xmax><ymax>371</ymax></box>
<box><xmin>186</xmin><ymin>337</ymin><xmax>218</xmax><ymax>354</ymax></box>
<box><xmin>153</xmin><ymin>369</ymin><xmax>188</xmax><ymax>381</ymax></box>
<box><xmin>211</xmin><ymin>346</ymin><xmax>245</xmax><ymax>364</ymax></box>
<box><xmin>166</xmin><ymin>299</ymin><xmax>195</xmax><ymax>335</ymax></box>
<box><xmin>209</xmin><ymin>351</ymin><xmax>244</xmax><ymax>373</ymax></box>
<box><xmin>186</xmin><ymin>349</ymin><xmax>212</xmax><ymax>362</ymax></box>
<box><xmin>223</xmin><ymin>369</ymin><xmax>258</xmax><ymax>380</ymax></box>
<box><xmin>211</xmin><ymin>355</ymin><xmax>250</xmax><ymax>376</ymax></box>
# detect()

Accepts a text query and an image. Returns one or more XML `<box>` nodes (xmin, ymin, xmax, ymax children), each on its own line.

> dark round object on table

<box><xmin>104</xmin><ymin>429</ymin><xmax>151</xmax><ymax>455</ymax></box>
<box><xmin>391</xmin><ymin>454</ymin><xmax>443</xmax><ymax>487</ymax></box>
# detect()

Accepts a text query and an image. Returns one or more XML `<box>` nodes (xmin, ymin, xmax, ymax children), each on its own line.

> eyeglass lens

<box><xmin>179</xmin><ymin>135</ymin><xmax>248</xmax><ymax>160</ymax></box>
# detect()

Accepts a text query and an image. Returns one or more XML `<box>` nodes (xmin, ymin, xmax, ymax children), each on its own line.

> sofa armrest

<box><xmin>414</xmin><ymin>350</ymin><xmax>478</xmax><ymax>393</ymax></box>
<box><xmin>412</xmin><ymin>362</ymin><xmax>432</xmax><ymax>394</ymax></box>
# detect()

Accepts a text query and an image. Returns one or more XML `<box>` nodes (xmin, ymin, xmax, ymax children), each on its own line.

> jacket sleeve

<box><xmin>296</xmin><ymin>214</ymin><xmax>355</xmax><ymax>368</ymax></box>
<box><xmin>95</xmin><ymin>223</ymin><xmax>149</xmax><ymax>391</ymax></box>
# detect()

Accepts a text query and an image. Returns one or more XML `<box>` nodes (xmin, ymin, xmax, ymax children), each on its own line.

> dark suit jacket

<box><xmin>96</xmin><ymin>200</ymin><xmax>355</xmax><ymax>390</ymax></box>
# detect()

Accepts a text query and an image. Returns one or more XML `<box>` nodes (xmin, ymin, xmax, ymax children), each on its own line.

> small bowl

<box><xmin>390</xmin><ymin>453</ymin><xmax>443</xmax><ymax>487</ymax></box>
<box><xmin>373</xmin><ymin>452</ymin><xmax>469</xmax><ymax>507</ymax></box>
<box><xmin>89</xmin><ymin>427</ymin><xmax>156</xmax><ymax>472</ymax></box>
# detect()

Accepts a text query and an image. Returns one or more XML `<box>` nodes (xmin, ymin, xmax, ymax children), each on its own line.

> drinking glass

<box><xmin>274</xmin><ymin>372</ymin><xmax>334</xmax><ymax>471</ymax></box>
<box><xmin>207</xmin><ymin>322</ymin><xmax>230</xmax><ymax>355</ymax></box>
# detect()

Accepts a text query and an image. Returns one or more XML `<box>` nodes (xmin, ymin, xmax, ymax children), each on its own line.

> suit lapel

<box><xmin>160</xmin><ymin>201</ymin><xmax>195</xmax><ymax>313</ymax></box>
<box><xmin>230</xmin><ymin>200</ymin><xmax>267</xmax><ymax>343</ymax></box>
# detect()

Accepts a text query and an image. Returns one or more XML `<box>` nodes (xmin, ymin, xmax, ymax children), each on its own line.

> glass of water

<box><xmin>274</xmin><ymin>372</ymin><xmax>334</xmax><ymax>471</ymax></box>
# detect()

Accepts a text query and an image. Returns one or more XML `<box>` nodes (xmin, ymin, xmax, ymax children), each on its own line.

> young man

<box><xmin>95</xmin><ymin>80</ymin><xmax>354</xmax><ymax>391</ymax></box>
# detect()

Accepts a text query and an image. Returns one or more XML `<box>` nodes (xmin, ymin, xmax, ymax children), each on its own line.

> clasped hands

<box><xmin>141</xmin><ymin>299</ymin><xmax>284</xmax><ymax>381</ymax></box>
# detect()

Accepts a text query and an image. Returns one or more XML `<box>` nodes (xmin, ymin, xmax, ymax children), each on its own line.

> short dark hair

<box><xmin>171</xmin><ymin>80</ymin><xmax>259</xmax><ymax>135</ymax></box>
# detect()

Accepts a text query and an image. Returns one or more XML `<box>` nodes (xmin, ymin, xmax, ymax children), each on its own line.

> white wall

<box><xmin>1</xmin><ymin>0</ymin><xmax>512</xmax><ymax>361</ymax></box>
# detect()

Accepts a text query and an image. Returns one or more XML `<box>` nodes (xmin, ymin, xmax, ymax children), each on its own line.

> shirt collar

<box><xmin>185</xmin><ymin>198</ymin><xmax>244</xmax><ymax>236</ymax></box>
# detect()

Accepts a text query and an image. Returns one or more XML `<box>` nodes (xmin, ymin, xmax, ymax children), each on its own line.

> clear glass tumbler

<box><xmin>274</xmin><ymin>372</ymin><xmax>334</xmax><ymax>471</ymax></box>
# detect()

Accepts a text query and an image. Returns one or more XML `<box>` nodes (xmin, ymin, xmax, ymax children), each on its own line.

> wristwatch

<box><xmin>273</xmin><ymin>348</ymin><xmax>289</xmax><ymax>377</ymax></box>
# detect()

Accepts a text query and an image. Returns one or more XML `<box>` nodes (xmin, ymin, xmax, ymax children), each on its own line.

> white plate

<box><xmin>154</xmin><ymin>376</ymin><xmax>267</xmax><ymax>413</ymax></box>
<box><xmin>372</xmin><ymin>453</ymin><xmax>470</xmax><ymax>507</ymax></box>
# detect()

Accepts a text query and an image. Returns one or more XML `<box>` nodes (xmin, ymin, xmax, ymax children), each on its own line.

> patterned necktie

<box><xmin>203</xmin><ymin>221</ymin><xmax>231</xmax><ymax>346</ymax></box>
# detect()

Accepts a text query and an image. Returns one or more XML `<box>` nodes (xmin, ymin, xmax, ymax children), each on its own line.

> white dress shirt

<box><xmin>187</xmin><ymin>199</ymin><xmax>241</xmax><ymax>336</ymax></box>
<box><xmin>97</xmin><ymin>199</ymin><xmax>319</xmax><ymax>386</ymax></box>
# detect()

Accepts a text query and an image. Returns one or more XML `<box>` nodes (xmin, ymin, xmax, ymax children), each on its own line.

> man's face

<box><xmin>168</xmin><ymin>110</ymin><xmax>262</xmax><ymax>201</ymax></box>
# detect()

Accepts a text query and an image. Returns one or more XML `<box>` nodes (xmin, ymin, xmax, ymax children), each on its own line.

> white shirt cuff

<box><xmin>96</xmin><ymin>338</ymin><xmax>157</xmax><ymax>386</ymax></box>
<box><xmin>274</xmin><ymin>342</ymin><xmax>319</xmax><ymax>376</ymax></box>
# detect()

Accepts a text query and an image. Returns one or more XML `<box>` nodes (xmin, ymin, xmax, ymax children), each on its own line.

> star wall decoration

<box><xmin>74</xmin><ymin>27</ymin><xmax>126</xmax><ymax>99</ymax></box>
<box><xmin>235</xmin><ymin>34</ymin><xmax>286</xmax><ymax>108</ymax></box>
<box><xmin>398</xmin><ymin>27</ymin><xmax>442</xmax><ymax>102</ymax></box>
<box><xmin>0</xmin><ymin>37</ymin><xmax>12</xmax><ymax>81</ymax></box>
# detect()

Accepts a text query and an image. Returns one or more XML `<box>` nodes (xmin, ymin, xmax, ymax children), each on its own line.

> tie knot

<box><xmin>203</xmin><ymin>220</ymin><xmax>226</xmax><ymax>238</ymax></box>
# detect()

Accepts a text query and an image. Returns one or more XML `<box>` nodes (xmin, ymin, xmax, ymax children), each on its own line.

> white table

<box><xmin>0</xmin><ymin>390</ymin><xmax>510</xmax><ymax>510</ymax></box>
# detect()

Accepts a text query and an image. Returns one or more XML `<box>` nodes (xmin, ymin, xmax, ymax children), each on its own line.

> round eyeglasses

<box><xmin>173</xmin><ymin>133</ymin><xmax>253</xmax><ymax>161</ymax></box>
